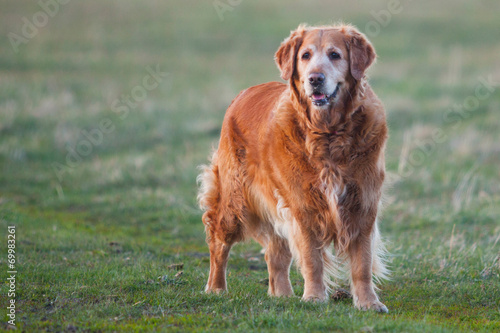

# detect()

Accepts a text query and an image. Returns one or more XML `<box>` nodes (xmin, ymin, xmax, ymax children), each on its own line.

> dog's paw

<box><xmin>356</xmin><ymin>300</ymin><xmax>389</xmax><ymax>313</ymax></box>
<box><xmin>204</xmin><ymin>285</ymin><xmax>226</xmax><ymax>294</ymax></box>
<box><xmin>269</xmin><ymin>290</ymin><xmax>295</xmax><ymax>298</ymax></box>
<box><xmin>301</xmin><ymin>293</ymin><xmax>328</xmax><ymax>303</ymax></box>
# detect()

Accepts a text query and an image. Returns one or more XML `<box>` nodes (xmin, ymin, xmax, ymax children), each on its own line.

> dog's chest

<box><xmin>308</xmin><ymin>132</ymin><xmax>359</xmax><ymax>209</ymax></box>
<box><xmin>308</xmin><ymin>130</ymin><xmax>358</xmax><ymax>170</ymax></box>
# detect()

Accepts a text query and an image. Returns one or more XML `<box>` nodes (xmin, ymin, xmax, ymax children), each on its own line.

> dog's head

<box><xmin>275</xmin><ymin>24</ymin><xmax>376</xmax><ymax>111</ymax></box>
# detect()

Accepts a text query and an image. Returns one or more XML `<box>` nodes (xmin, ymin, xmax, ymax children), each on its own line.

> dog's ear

<box><xmin>344</xmin><ymin>27</ymin><xmax>376</xmax><ymax>81</ymax></box>
<box><xmin>275</xmin><ymin>27</ymin><xmax>305</xmax><ymax>81</ymax></box>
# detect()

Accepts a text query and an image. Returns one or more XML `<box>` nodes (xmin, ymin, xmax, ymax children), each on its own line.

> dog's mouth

<box><xmin>310</xmin><ymin>83</ymin><xmax>340</xmax><ymax>107</ymax></box>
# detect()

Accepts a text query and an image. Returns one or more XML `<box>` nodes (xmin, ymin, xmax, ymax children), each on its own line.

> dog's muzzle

<box><xmin>310</xmin><ymin>83</ymin><xmax>340</xmax><ymax>106</ymax></box>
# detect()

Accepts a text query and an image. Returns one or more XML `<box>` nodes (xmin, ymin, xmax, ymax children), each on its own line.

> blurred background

<box><xmin>1</xmin><ymin>0</ymin><xmax>499</xmax><ymax>330</ymax></box>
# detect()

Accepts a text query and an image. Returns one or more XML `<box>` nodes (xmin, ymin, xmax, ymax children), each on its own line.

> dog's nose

<box><xmin>308</xmin><ymin>73</ymin><xmax>325</xmax><ymax>86</ymax></box>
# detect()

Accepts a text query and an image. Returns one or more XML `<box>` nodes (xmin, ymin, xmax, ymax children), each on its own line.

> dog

<box><xmin>198</xmin><ymin>23</ymin><xmax>389</xmax><ymax>312</ymax></box>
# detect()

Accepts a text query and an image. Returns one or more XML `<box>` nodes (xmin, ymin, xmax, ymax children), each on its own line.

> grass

<box><xmin>1</xmin><ymin>0</ymin><xmax>499</xmax><ymax>331</ymax></box>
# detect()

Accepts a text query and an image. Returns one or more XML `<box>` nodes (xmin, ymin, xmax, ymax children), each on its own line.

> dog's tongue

<box><xmin>313</xmin><ymin>93</ymin><xmax>325</xmax><ymax>100</ymax></box>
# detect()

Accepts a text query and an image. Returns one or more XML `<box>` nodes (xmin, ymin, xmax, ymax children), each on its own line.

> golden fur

<box><xmin>198</xmin><ymin>23</ymin><xmax>389</xmax><ymax>312</ymax></box>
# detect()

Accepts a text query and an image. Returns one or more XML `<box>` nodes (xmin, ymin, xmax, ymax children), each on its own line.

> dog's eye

<box><xmin>301</xmin><ymin>52</ymin><xmax>311</xmax><ymax>60</ymax></box>
<box><xmin>329</xmin><ymin>52</ymin><xmax>340</xmax><ymax>60</ymax></box>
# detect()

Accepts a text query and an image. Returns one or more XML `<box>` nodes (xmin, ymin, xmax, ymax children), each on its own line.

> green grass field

<box><xmin>1</xmin><ymin>0</ymin><xmax>499</xmax><ymax>331</ymax></box>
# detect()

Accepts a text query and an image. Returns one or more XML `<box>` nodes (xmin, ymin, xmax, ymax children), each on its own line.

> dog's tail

<box><xmin>371</xmin><ymin>222</ymin><xmax>391</xmax><ymax>285</ymax></box>
<box><xmin>322</xmin><ymin>244</ymin><xmax>343</xmax><ymax>292</ymax></box>
<box><xmin>197</xmin><ymin>151</ymin><xmax>220</xmax><ymax>232</ymax></box>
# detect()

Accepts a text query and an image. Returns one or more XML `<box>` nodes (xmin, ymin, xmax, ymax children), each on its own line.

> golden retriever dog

<box><xmin>198</xmin><ymin>23</ymin><xmax>389</xmax><ymax>312</ymax></box>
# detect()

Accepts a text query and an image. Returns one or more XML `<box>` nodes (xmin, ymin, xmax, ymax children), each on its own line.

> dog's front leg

<box><xmin>290</xmin><ymin>224</ymin><xmax>327</xmax><ymax>302</ymax></box>
<box><xmin>348</xmin><ymin>228</ymin><xmax>388</xmax><ymax>313</ymax></box>
<box><xmin>265</xmin><ymin>236</ymin><xmax>294</xmax><ymax>297</ymax></box>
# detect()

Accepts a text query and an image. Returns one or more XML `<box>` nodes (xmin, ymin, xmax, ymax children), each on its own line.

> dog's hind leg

<box><xmin>203</xmin><ymin>202</ymin><xmax>246</xmax><ymax>293</ymax></box>
<box><xmin>198</xmin><ymin>150</ymin><xmax>247</xmax><ymax>293</ymax></box>
<box><xmin>205</xmin><ymin>229</ymin><xmax>232</xmax><ymax>293</ymax></box>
